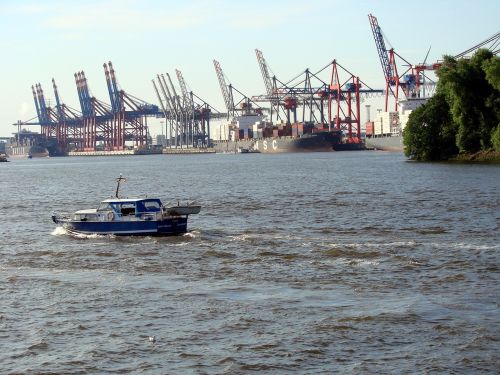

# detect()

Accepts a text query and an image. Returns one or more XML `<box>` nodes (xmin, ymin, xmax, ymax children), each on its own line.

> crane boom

<box><xmin>36</xmin><ymin>83</ymin><xmax>50</xmax><ymax>124</ymax></box>
<box><xmin>52</xmin><ymin>78</ymin><xmax>64</xmax><ymax>122</ymax></box>
<box><xmin>255</xmin><ymin>49</ymin><xmax>274</xmax><ymax>96</ymax></box>
<box><xmin>368</xmin><ymin>14</ymin><xmax>392</xmax><ymax>82</ymax></box>
<box><xmin>175</xmin><ymin>69</ymin><xmax>193</xmax><ymax>114</ymax></box>
<box><xmin>80</xmin><ymin>72</ymin><xmax>95</xmax><ymax>117</ymax></box>
<box><xmin>213</xmin><ymin>59</ymin><xmax>232</xmax><ymax>112</ymax></box>
<box><xmin>108</xmin><ymin>62</ymin><xmax>122</xmax><ymax>113</ymax></box>
<box><xmin>152</xmin><ymin>79</ymin><xmax>167</xmax><ymax>118</ymax></box>
<box><xmin>31</xmin><ymin>85</ymin><xmax>41</xmax><ymax>122</ymax></box>
<box><xmin>103</xmin><ymin>63</ymin><xmax>117</xmax><ymax>112</ymax></box>
<box><xmin>454</xmin><ymin>31</ymin><xmax>500</xmax><ymax>59</ymax></box>
<box><xmin>159</xmin><ymin>74</ymin><xmax>176</xmax><ymax>116</ymax></box>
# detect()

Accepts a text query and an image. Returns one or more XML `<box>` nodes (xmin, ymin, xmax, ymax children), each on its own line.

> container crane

<box><xmin>176</xmin><ymin>69</ymin><xmax>194</xmax><ymax>146</ymax></box>
<box><xmin>154</xmin><ymin>74</ymin><xmax>179</xmax><ymax>147</ymax></box>
<box><xmin>52</xmin><ymin>78</ymin><xmax>68</xmax><ymax>150</ymax></box>
<box><xmin>213</xmin><ymin>59</ymin><xmax>263</xmax><ymax>120</ymax></box>
<box><xmin>213</xmin><ymin>59</ymin><xmax>234</xmax><ymax>118</ymax></box>
<box><xmin>176</xmin><ymin>69</ymin><xmax>214</xmax><ymax>148</ymax></box>
<box><xmin>153</xmin><ymin>70</ymin><xmax>220</xmax><ymax>148</ymax></box>
<box><xmin>255</xmin><ymin>49</ymin><xmax>282</xmax><ymax>120</ymax></box>
<box><xmin>75</xmin><ymin>71</ymin><xmax>113</xmax><ymax>150</ymax></box>
<box><xmin>368</xmin><ymin>13</ymin><xmax>435</xmax><ymax>111</ymax></box>
<box><xmin>32</xmin><ymin>83</ymin><xmax>56</xmax><ymax>139</ymax></box>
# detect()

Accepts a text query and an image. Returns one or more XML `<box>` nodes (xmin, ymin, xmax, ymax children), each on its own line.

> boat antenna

<box><xmin>115</xmin><ymin>174</ymin><xmax>126</xmax><ymax>198</ymax></box>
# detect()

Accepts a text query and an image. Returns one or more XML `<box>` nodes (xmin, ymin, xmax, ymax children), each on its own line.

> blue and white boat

<box><xmin>52</xmin><ymin>175</ymin><xmax>201</xmax><ymax>236</ymax></box>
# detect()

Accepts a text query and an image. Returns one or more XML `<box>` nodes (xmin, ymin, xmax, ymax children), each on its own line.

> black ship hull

<box><xmin>213</xmin><ymin>131</ymin><xmax>365</xmax><ymax>153</ymax></box>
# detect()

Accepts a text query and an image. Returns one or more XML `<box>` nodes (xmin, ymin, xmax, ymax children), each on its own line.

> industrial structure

<box><xmin>248</xmin><ymin>50</ymin><xmax>383</xmax><ymax>144</ymax></box>
<box><xmin>152</xmin><ymin>70</ymin><xmax>224</xmax><ymax>149</ymax></box>
<box><xmin>368</xmin><ymin>13</ymin><xmax>439</xmax><ymax>113</ymax></box>
<box><xmin>18</xmin><ymin>62</ymin><xmax>160</xmax><ymax>155</ymax></box>
<box><xmin>366</xmin><ymin>13</ymin><xmax>499</xmax><ymax>141</ymax></box>
<box><xmin>9</xmin><ymin>15</ymin><xmax>498</xmax><ymax>156</ymax></box>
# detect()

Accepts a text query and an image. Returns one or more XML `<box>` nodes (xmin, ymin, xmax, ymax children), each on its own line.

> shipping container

<box><xmin>365</xmin><ymin>121</ymin><xmax>374</xmax><ymax>136</ymax></box>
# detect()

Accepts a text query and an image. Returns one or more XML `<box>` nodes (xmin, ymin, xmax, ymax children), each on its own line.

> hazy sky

<box><xmin>0</xmin><ymin>0</ymin><xmax>498</xmax><ymax>137</ymax></box>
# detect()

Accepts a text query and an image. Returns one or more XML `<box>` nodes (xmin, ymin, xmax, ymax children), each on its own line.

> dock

<box><xmin>68</xmin><ymin>149</ymin><xmax>162</xmax><ymax>156</ymax></box>
<box><xmin>162</xmin><ymin>148</ymin><xmax>216</xmax><ymax>155</ymax></box>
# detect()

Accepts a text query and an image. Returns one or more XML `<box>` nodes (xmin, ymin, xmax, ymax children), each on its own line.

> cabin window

<box><xmin>143</xmin><ymin>200</ymin><xmax>161</xmax><ymax>212</ymax></box>
<box><xmin>120</xmin><ymin>203</ymin><xmax>136</xmax><ymax>216</ymax></box>
<box><xmin>75</xmin><ymin>214</ymin><xmax>97</xmax><ymax>221</ymax></box>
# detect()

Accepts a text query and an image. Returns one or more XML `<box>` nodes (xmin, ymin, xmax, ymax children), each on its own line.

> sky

<box><xmin>0</xmin><ymin>0</ymin><xmax>498</xmax><ymax>137</ymax></box>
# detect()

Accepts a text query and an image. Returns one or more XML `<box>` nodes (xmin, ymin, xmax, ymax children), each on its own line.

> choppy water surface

<box><xmin>0</xmin><ymin>152</ymin><xmax>499</xmax><ymax>374</ymax></box>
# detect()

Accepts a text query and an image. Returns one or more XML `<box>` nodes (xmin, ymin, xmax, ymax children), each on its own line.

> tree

<box><xmin>403</xmin><ymin>93</ymin><xmax>457</xmax><ymax>161</ymax></box>
<box><xmin>492</xmin><ymin>126</ymin><xmax>500</xmax><ymax>151</ymax></box>
<box><xmin>437</xmin><ymin>50</ymin><xmax>499</xmax><ymax>152</ymax></box>
<box><xmin>404</xmin><ymin>49</ymin><xmax>500</xmax><ymax>160</ymax></box>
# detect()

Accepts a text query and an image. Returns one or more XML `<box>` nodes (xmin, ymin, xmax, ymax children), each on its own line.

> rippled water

<box><xmin>0</xmin><ymin>152</ymin><xmax>499</xmax><ymax>373</ymax></box>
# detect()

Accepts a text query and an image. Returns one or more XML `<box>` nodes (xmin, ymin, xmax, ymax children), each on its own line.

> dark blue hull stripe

<box><xmin>60</xmin><ymin>218</ymin><xmax>188</xmax><ymax>235</ymax></box>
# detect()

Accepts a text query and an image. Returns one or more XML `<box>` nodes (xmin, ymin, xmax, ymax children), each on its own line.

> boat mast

<box><xmin>115</xmin><ymin>174</ymin><xmax>126</xmax><ymax>198</ymax></box>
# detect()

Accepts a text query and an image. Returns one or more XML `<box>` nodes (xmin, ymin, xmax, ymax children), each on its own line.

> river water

<box><xmin>0</xmin><ymin>152</ymin><xmax>499</xmax><ymax>374</ymax></box>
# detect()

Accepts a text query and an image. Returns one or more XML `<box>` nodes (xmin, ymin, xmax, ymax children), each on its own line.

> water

<box><xmin>1</xmin><ymin>152</ymin><xmax>499</xmax><ymax>374</ymax></box>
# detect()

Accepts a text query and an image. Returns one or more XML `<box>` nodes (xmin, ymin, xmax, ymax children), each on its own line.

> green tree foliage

<box><xmin>492</xmin><ymin>125</ymin><xmax>500</xmax><ymax>151</ymax></box>
<box><xmin>403</xmin><ymin>93</ymin><xmax>457</xmax><ymax>160</ymax></box>
<box><xmin>404</xmin><ymin>49</ymin><xmax>500</xmax><ymax>160</ymax></box>
<box><xmin>437</xmin><ymin>50</ymin><xmax>498</xmax><ymax>152</ymax></box>
<box><xmin>483</xmin><ymin>57</ymin><xmax>500</xmax><ymax>90</ymax></box>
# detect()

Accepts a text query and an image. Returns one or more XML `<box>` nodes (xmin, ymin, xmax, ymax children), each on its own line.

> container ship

<box><xmin>362</xmin><ymin>99</ymin><xmax>428</xmax><ymax>152</ymax></box>
<box><xmin>5</xmin><ymin>144</ymin><xmax>49</xmax><ymax>158</ymax></box>
<box><xmin>212</xmin><ymin>115</ymin><xmax>365</xmax><ymax>153</ymax></box>
<box><xmin>5</xmin><ymin>129</ymin><xmax>61</xmax><ymax>158</ymax></box>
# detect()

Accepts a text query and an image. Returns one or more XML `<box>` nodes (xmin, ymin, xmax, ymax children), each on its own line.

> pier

<box><xmin>162</xmin><ymin>148</ymin><xmax>215</xmax><ymax>155</ymax></box>
<box><xmin>68</xmin><ymin>149</ymin><xmax>162</xmax><ymax>156</ymax></box>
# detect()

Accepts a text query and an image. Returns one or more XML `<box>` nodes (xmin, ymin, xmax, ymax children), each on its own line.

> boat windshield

<box><xmin>97</xmin><ymin>203</ymin><xmax>113</xmax><ymax>211</ymax></box>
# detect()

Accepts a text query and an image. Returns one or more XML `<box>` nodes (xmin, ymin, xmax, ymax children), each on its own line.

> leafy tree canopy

<box><xmin>403</xmin><ymin>49</ymin><xmax>500</xmax><ymax>160</ymax></box>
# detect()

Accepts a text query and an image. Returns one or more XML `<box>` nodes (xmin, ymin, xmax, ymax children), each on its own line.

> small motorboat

<box><xmin>51</xmin><ymin>175</ymin><xmax>201</xmax><ymax>236</ymax></box>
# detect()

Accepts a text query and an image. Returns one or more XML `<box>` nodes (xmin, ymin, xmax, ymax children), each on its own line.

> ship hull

<box><xmin>213</xmin><ymin>131</ymin><xmax>365</xmax><ymax>153</ymax></box>
<box><xmin>365</xmin><ymin>135</ymin><xmax>403</xmax><ymax>151</ymax></box>
<box><xmin>54</xmin><ymin>216</ymin><xmax>188</xmax><ymax>236</ymax></box>
<box><xmin>5</xmin><ymin>145</ymin><xmax>49</xmax><ymax>158</ymax></box>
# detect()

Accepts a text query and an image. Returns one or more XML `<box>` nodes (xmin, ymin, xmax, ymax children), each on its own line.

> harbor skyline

<box><xmin>0</xmin><ymin>0</ymin><xmax>499</xmax><ymax>137</ymax></box>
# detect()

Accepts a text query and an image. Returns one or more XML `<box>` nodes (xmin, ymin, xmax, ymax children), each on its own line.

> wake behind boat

<box><xmin>51</xmin><ymin>175</ymin><xmax>201</xmax><ymax>236</ymax></box>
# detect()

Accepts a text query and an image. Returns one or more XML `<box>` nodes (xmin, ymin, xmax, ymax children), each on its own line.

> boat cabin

<box><xmin>98</xmin><ymin>198</ymin><xmax>163</xmax><ymax>219</ymax></box>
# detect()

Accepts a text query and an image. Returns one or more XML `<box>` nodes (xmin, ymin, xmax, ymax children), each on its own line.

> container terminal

<box><xmin>6</xmin><ymin>14</ymin><xmax>499</xmax><ymax>157</ymax></box>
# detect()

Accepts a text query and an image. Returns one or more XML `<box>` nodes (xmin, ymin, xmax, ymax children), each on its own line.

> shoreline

<box><xmin>449</xmin><ymin>150</ymin><xmax>500</xmax><ymax>163</ymax></box>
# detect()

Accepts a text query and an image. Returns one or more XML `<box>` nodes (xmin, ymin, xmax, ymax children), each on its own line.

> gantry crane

<box><xmin>368</xmin><ymin>13</ymin><xmax>437</xmax><ymax>112</ymax></box>
<box><xmin>213</xmin><ymin>59</ymin><xmax>263</xmax><ymax>120</ymax></box>
<box><xmin>153</xmin><ymin>70</ymin><xmax>221</xmax><ymax>148</ymax></box>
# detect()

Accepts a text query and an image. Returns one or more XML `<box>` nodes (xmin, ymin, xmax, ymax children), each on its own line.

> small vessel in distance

<box><xmin>51</xmin><ymin>175</ymin><xmax>201</xmax><ymax>236</ymax></box>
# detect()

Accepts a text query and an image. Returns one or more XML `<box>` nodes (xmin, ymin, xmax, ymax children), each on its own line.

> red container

<box><xmin>365</xmin><ymin>122</ymin><xmax>374</xmax><ymax>136</ymax></box>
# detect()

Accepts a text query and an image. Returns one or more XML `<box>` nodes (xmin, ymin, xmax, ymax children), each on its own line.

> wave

<box><xmin>203</xmin><ymin>250</ymin><xmax>236</xmax><ymax>258</ymax></box>
<box><xmin>50</xmin><ymin>226</ymin><xmax>68</xmax><ymax>236</ymax></box>
<box><xmin>323</xmin><ymin>247</ymin><xmax>381</xmax><ymax>259</ymax></box>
